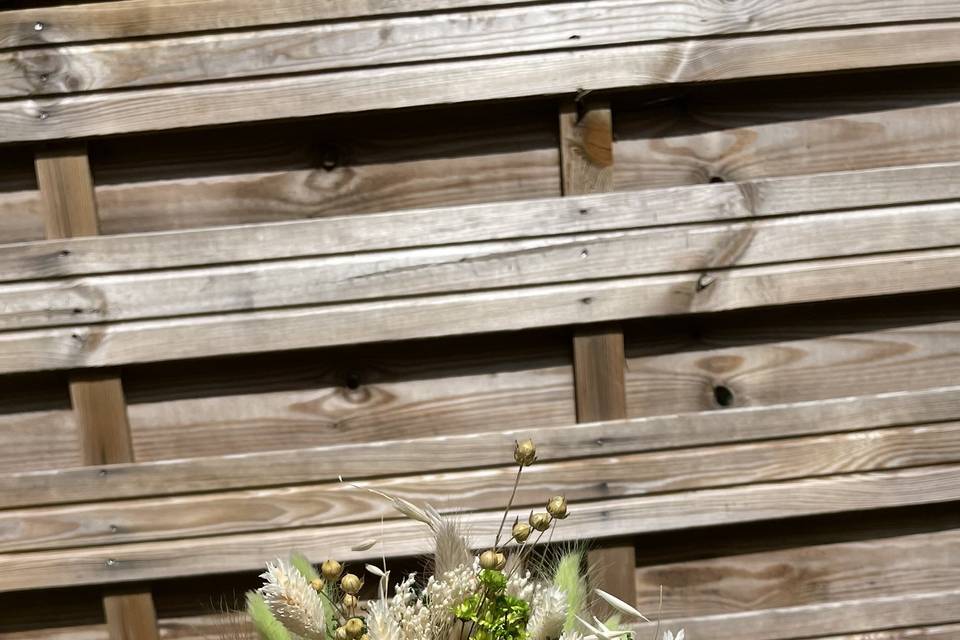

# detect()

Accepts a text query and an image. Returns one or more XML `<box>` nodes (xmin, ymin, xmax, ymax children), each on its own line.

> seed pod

<box><xmin>530</xmin><ymin>511</ymin><xmax>552</xmax><ymax>532</ymax></box>
<box><xmin>340</xmin><ymin>573</ymin><xmax>363</xmax><ymax>595</ymax></box>
<box><xmin>514</xmin><ymin>439</ymin><xmax>537</xmax><ymax>466</ymax></box>
<box><xmin>344</xmin><ymin>617</ymin><xmax>365</xmax><ymax>638</ymax></box>
<box><xmin>322</xmin><ymin>559</ymin><xmax>344</xmax><ymax>582</ymax></box>
<box><xmin>546</xmin><ymin>495</ymin><xmax>569</xmax><ymax>519</ymax></box>
<box><xmin>495</xmin><ymin>552</ymin><xmax>507</xmax><ymax>571</ymax></box>
<box><xmin>479</xmin><ymin>549</ymin><xmax>500</xmax><ymax>570</ymax></box>
<box><xmin>512</xmin><ymin>518</ymin><xmax>532</xmax><ymax>543</ymax></box>
<box><xmin>310</xmin><ymin>577</ymin><xmax>324</xmax><ymax>591</ymax></box>
<box><xmin>336</xmin><ymin>627</ymin><xmax>349</xmax><ymax>640</ymax></box>
<box><xmin>342</xmin><ymin>594</ymin><xmax>359</xmax><ymax>610</ymax></box>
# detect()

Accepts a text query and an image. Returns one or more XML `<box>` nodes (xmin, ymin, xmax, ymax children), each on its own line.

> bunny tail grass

<box><xmin>289</xmin><ymin>551</ymin><xmax>320</xmax><ymax>582</ymax></box>
<box><xmin>245</xmin><ymin>591</ymin><xmax>292</xmax><ymax>640</ymax></box>
<box><xmin>551</xmin><ymin>549</ymin><xmax>589</xmax><ymax>632</ymax></box>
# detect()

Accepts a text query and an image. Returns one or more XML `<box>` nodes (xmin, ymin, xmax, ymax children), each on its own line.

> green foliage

<box><xmin>455</xmin><ymin>570</ymin><xmax>530</xmax><ymax>640</ymax></box>
<box><xmin>551</xmin><ymin>550</ymin><xmax>588</xmax><ymax>632</ymax></box>
<box><xmin>246</xmin><ymin>591</ymin><xmax>292</xmax><ymax>640</ymax></box>
<box><xmin>478</xmin><ymin>569</ymin><xmax>508</xmax><ymax>594</ymax></box>
<box><xmin>289</xmin><ymin>552</ymin><xmax>320</xmax><ymax>582</ymax></box>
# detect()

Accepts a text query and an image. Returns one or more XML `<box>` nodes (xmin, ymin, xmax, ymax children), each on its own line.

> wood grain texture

<box><xmin>69</xmin><ymin>374</ymin><xmax>134</xmax><ymax>466</ymax></box>
<box><xmin>625</xmin><ymin>311</ymin><xmax>960</xmax><ymax>418</ymax></box>
<box><xmin>34</xmin><ymin>146</ymin><xmax>98</xmax><ymax>239</ymax></box>
<box><xmin>7</xmin><ymin>199</ymin><xmax>960</xmax><ymax>331</ymax></box>
<box><xmin>4</xmin><ymin>21</ymin><xmax>960</xmax><ymax>143</ymax></box>
<box><xmin>124</xmin><ymin>336</ymin><xmax>574</xmax><ymax>461</ymax></box>
<box><xmin>816</xmin><ymin>624</ymin><xmax>960</xmax><ymax>639</ymax></box>
<box><xmin>3</xmin><ymin>382</ymin><xmax>958</xmax><ymax>510</ymax></box>
<box><xmin>2</xmin><ymin>463</ymin><xmax>960</xmax><ymax>591</ymax></box>
<box><xmin>615</xmin><ymin>71</ymin><xmax>960</xmax><ymax>189</ymax></box>
<box><xmin>5</xmin><ymin>159</ymin><xmax>960</xmax><ymax>282</ymax></box>
<box><xmin>0</xmin><ymin>0</ymin><xmax>536</xmax><ymax>48</ymax></box>
<box><xmin>5</xmin><ymin>0</ymin><xmax>960</xmax><ymax>98</ymax></box>
<box><xmin>573</xmin><ymin>327</ymin><xmax>627</xmax><ymax>423</ymax></box>
<box><xmin>2</xmin><ymin>244</ymin><xmax>960</xmax><ymax>375</ymax></box>
<box><xmin>9</xmin><ymin>421</ymin><xmax>960</xmax><ymax>552</ymax></box>
<box><xmin>635</xmin><ymin>529</ymin><xmax>960</xmax><ymax>639</ymax></box>
<box><xmin>103</xmin><ymin>590</ymin><xmax>159</xmax><ymax>640</ymax></box>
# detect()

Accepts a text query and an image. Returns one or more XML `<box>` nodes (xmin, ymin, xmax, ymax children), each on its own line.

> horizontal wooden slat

<box><xmin>625</xmin><ymin>305</ymin><xmax>960</xmax><ymax>418</ymax></box>
<box><xmin>0</xmin><ymin>0</ymin><xmax>536</xmax><ymax>49</ymax></box>
<box><xmin>2</xmin><ymin>463</ymin><xmax>959</xmax><ymax>591</ymax></box>
<box><xmin>614</xmin><ymin>70</ymin><xmax>960</xmax><ymax>190</ymax></box>
<box><xmin>5</xmin><ymin>161</ymin><xmax>960</xmax><ymax>283</ymax></box>
<box><xmin>3</xmin><ymin>384</ymin><xmax>958</xmax><ymax>510</ymax></box>
<box><xmin>817</xmin><ymin>623</ymin><xmax>960</xmax><ymax>639</ymax></box>
<box><xmin>124</xmin><ymin>335</ymin><xmax>574</xmax><ymax>462</ymax></box>
<box><xmin>5</xmin><ymin>200</ymin><xmax>960</xmax><ymax>330</ymax></box>
<box><xmin>5</xmin><ymin>1</ymin><xmax>960</xmax><ymax>99</ymax></box>
<box><xmin>2</xmin><ymin>244</ymin><xmax>960</xmax><ymax>374</ymax></box>
<box><xmin>3</xmin><ymin>21</ymin><xmax>960</xmax><ymax>143</ymax></box>
<box><xmin>3</xmin><ymin>421</ymin><xmax>957</xmax><ymax>553</ymax></box>
<box><xmin>634</xmin><ymin>530</ymin><xmax>960</xmax><ymax>640</ymax></box>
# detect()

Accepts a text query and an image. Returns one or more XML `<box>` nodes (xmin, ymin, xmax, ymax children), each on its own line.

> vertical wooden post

<box><xmin>35</xmin><ymin>145</ymin><xmax>160</xmax><ymax>640</ymax></box>
<box><xmin>559</xmin><ymin>98</ymin><xmax>638</xmax><ymax>608</ymax></box>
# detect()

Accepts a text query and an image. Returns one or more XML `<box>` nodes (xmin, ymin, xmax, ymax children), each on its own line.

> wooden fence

<box><xmin>1</xmin><ymin>1</ymin><xmax>960</xmax><ymax>638</ymax></box>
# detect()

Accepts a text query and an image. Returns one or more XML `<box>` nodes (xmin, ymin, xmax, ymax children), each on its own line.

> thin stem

<box><xmin>494</xmin><ymin>465</ymin><xmax>524</xmax><ymax>550</ymax></box>
<box><xmin>652</xmin><ymin>585</ymin><xmax>662</xmax><ymax>640</ymax></box>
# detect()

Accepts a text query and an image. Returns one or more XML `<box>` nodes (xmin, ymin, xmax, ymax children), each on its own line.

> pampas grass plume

<box><xmin>246</xmin><ymin>591</ymin><xmax>292</xmax><ymax>640</ymax></box>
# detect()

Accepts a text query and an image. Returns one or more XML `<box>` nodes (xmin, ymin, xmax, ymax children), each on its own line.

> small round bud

<box><xmin>479</xmin><ymin>549</ymin><xmax>500</xmax><ymax>570</ymax></box>
<box><xmin>340</xmin><ymin>573</ymin><xmax>363</xmax><ymax>595</ymax></box>
<box><xmin>344</xmin><ymin>617</ymin><xmax>365</xmax><ymax>638</ymax></box>
<box><xmin>514</xmin><ymin>439</ymin><xmax>537</xmax><ymax>466</ymax></box>
<box><xmin>342</xmin><ymin>593</ymin><xmax>359</xmax><ymax>609</ymax></box>
<box><xmin>512</xmin><ymin>519</ymin><xmax>532</xmax><ymax>542</ymax></box>
<box><xmin>322</xmin><ymin>559</ymin><xmax>343</xmax><ymax>582</ymax></box>
<box><xmin>360</xmin><ymin>635</ymin><xmax>370</xmax><ymax>640</ymax></box>
<box><xmin>530</xmin><ymin>511</ymin><xmax>552</xmax><ymax>532</ymax></box>
<box><xmin>495</xmin><ymin>552</ymin><xmax>507</xmax><ymax>571</ymax></box>
<box><xmin>336</xmin><ymin>627</ymin><xmax>349</xmax><ymax>640</ymax></box>
<box><xmin>546</xmin><ymin>495</ymin><xmax>568</xmax><ymax>519</ymax></box>
<box><xmin>310</xmin><ymin>577</ymin><xmax>324</xmax><ymax>591</ymax></box>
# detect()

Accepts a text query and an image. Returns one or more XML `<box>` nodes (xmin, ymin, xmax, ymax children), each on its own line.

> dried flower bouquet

<box><xmin>233</xmin><ymin>439</ymin><xmax>682</xmax><ymax>640</ymax></box>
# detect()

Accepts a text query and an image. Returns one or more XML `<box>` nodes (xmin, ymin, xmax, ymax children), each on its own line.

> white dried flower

<box><xmin>528</xmin><ymin>585</ymin><xmax>568</xmax><ymax>640</ymax></box>
<box><xmin>506</xmin><ymin>569</ymin><xmax>539</xmax><ymax>601</ymax></box>
<box><xmin>663</xmin><ymin>631</ymin><xmax>685</xmax><ymax>640</ymax></box>
<box><xmin>259</xmin><ymin>558</ymin><xmax>326</xmax><ymax>639</ymax></box>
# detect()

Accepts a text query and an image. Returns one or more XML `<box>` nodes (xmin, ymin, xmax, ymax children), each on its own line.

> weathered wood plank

<box><xmin>34</xmin><ymin>146</ymin><xmax>99</xmax><ymax>239</ymax></box>
<box><xmin>816</xmin><ymin>624</ymin><xmax>960</xmax><ymax>639</ymax></box>
<box><xmin>35</xmin><ymin>143</ymin><xmax>158</xmax><ymax>639</ymax></box>
<box><xmin>124</xmin><ymin>336</ymin><xmax>574</xmax><ymax>461</ymax></box>
<box><xmin>0</xmin><ymin>0</ymin><xmax>537</xmax><ymax>49</ymax></box>
<box><xmin>615</xmin><ymin>71</ymin><xmax>960</xmax><ymax>189</ymax></box>
<box><xmin>3</xmin><ymin>244</ymin><xmax>960</xmax><ymax>374</ymax></box>
<box><xmin>103</xmin><ymin>589</ymin><xmax>159</xmax><ymax>640</ymax></box>
<box><xmin>5</xmin><ymin>0</ymin><xmax>960</xmax><ymax>98</ymax></box>
<box><xmin>2</xmin><ymin>463</ymin><xmax>960</xmax><ymax>591</ymax></box>
<box><xmin>636</xmin><ymin>530</ymin><xmax>960</xmax><ymax>640</ymax></box>
<box><xmin>2</xmin><ymin>384</ymin><xmax>958</xmax><ymax>510</ymax></box>
<box><xmin>5</xmin><ymin>200</ymin><xmax>960</xmax><ymax>331</ymax></box>
<box><xmin>4</xmin><ymin>21</ymin><xmax>960</xmax><ymax>143</ymax></box>
<box><xmin>69</xmin><ymin>374</ymin><xmax>134</xmax><ymax>467</ymax></box>
<box><xmin>12</xmin><ymin>421</ymin><xmax>958</xmax><ymax>551</ymax></box>
<box><xmin>5</xmin><ymin>160</ymin><xmax>960</xmax><ymax>282</ymax></box>
<box><xmin>625</xmin><ymin>310</ymin><xmax>960</xmax><ymax>418</ymax></box>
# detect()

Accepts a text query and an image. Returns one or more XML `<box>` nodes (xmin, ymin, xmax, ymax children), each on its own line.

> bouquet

<box><xmin>229</xmin><ymin>439</ymin><xmax>683</xmax><ymax>640</ymax></box>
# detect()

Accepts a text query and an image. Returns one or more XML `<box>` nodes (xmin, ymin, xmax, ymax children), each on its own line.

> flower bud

<box><xmin>546</xmin><ymin>495</ymin><xmax>569</xmax><ymax>519</ymax></box>
<box><xmin>530</xmin><ymin>511</ymin><xmax>552</xmax><ymax>532</ymax></box>
<box><xmin>514</xmin><ymin>439</ymin><xmax>537</xmax><ymax>466</ymax></box>
<box><xmin>342</xmin><ymin>593</ymin><xmax>359</xmax><ymax>609</ymax></box>
<box><xmin>322</xmin><ymin>559</ymin><xmax>343</xmax><ymax>582</ymax></box>
<box><xmin>310</xmin><ymin>577</ymin><xmax>324</xmax><ymax>591</ymax></box>
<box><xmin>340</xmin><ymin>573</ymin><xmax>363</xmax><ymax>595</ymax></box>
<box><xmin>344</xmin><ymin>617</ymin><xmax>365</xmax><ymax>638</ymax></box>
<box><xmin>512</xmin><ymin>519</ymin><xmax>532</xmax><ymax>543</ymax></box>
<box><xmin>479</xmin><ymin>549</ymin><xmax>500</xmax><ymax>570</ymax></box>
<box><xmin>336</xmin><ymin>627</ymin><xmax>349</xmax><ymax>640</ymax></box>
<box><xmin>495</xmin><ymin>552</ymin><xmax>507</xmax><ymax>571</ymax></box>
